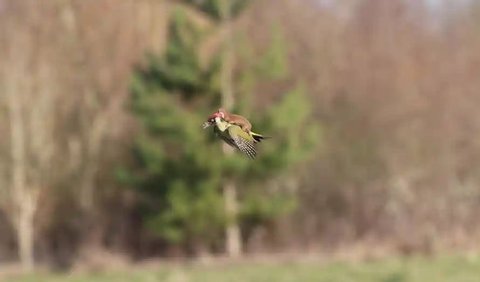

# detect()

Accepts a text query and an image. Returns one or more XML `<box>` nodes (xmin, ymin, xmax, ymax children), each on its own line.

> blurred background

<box><xmin>1</xmin><ymin>0</ymin><xmax>480</xmax><ymax>281</ymax></box>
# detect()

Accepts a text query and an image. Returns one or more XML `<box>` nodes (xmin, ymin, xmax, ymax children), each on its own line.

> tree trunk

<box><xmin>16</xmin><ymin>196</ymin><xmax>36</xmax><ymax>271</ymax></box>
<box><xmin>220</xmin><ymin>0</ymin><xmax>242</xmax><ymax>258</ymax></box>
<box><xmin>7</xmin><ymin>79</ymin><xmax>36</xmax><ymax>271</ymax></box>
<box><xmin>223</xmin><ymin>180</ymin><xmax>241</xmax><ymax>257</ymax></box>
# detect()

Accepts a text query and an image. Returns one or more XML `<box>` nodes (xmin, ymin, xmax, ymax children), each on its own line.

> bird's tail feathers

<box><xmin>251</xmin><ymin>132</ymin><xmax>270</xmax><ymax>143</ymax></box>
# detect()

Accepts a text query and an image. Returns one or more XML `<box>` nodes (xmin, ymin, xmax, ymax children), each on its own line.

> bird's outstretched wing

<box><xmin>227</xmin><ymin>126</ymin><xmax>257</xmax><ymax>159</ymax></box>
<box><xmin>212</xmin><ymin>120</ymin><xmax>258</xmax><ymax>159</ymax></box>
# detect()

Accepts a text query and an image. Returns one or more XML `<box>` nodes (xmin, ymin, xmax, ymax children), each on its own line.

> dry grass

<box><xmin>3</xmin><ymin>255</ymin><xmax>480</xmax><ymax>282</ymax></box>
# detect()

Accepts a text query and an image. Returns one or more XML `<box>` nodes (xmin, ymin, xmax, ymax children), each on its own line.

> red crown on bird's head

<box><xmin>217</xmin><ymin>108</ymin><xmax>226</xmax><ymax>118</ymax></box>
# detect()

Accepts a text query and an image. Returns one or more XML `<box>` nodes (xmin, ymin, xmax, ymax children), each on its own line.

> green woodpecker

<box><xmin>206</xmin><ymin>109</ymin><xmax>267</xmax><ymax>142</ymax></box>
<box><xmin>203</xmin><ymin>110</ymin><xmax>268</xmax><ymax>159</ymax></box>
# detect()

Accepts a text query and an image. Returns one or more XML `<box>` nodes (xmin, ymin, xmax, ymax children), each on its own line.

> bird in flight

<box><xmin>203</xmin><ymin>109</ymin><xmax>267</xmax><ymax>159</ymax></box>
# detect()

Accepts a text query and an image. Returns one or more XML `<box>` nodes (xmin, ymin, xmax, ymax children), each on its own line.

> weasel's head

<box><xmin>202</xmin><ymin>111</ymin><xmax>223</xmax><ymax>129</ymax></box>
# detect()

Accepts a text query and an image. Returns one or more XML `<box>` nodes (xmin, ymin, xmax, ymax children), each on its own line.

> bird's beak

<box><xmin>202</xmin><ymin>121</ymin><xmax>212</xmax><ymax>129</ymax></box>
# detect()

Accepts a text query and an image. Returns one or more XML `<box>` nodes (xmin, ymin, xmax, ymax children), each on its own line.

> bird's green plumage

<box><xmin>213</xmin><ymin>118</ymin><xmax>257</xmax><ymax>159</ymax></box>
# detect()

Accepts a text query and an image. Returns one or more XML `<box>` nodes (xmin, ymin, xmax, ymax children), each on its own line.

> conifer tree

<box><xmin>125</xmin><ymin>3</ymin><xmax>319</xmax><ymax>254</ymax></box>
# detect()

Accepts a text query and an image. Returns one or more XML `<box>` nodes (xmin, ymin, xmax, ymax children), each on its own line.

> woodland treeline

<box><xmin>1</xmin><ymin>0</ymin><xmax>480</xmax><ymax>272</ymax></box>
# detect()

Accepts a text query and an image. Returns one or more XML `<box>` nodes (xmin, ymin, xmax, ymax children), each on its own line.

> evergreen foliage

<box><xmin>125</xmin><ymin>3</ymin><xmax>320</xmax><ymax>251</ymax></box>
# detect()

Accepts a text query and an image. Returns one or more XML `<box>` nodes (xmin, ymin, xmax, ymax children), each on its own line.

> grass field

<box><xmin>4</xmin><ymin>255</ymin><xmax>480</xmax><ymax>282</ymax></box>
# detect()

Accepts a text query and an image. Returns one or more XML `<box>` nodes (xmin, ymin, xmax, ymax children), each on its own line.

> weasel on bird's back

<box><xmin>202</xmin><ymin>109</ymin><xmax>269</xmax><ymax>158</ymax></box>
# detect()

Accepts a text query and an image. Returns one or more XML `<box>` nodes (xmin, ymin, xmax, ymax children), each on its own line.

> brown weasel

<box><xmin>216</xmin><ymin>108</ymin><xmax>252</xmax><ymax>133</ymax></box>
